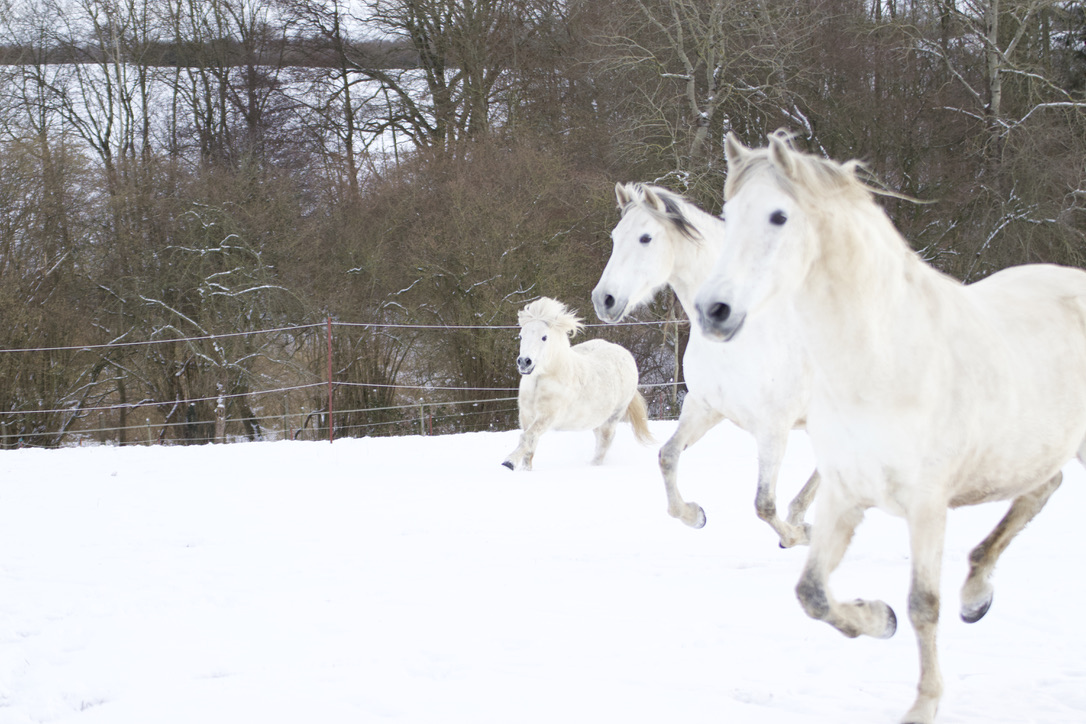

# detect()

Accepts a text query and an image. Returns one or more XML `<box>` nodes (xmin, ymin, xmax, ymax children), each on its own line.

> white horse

<box><xmin>590</xmin><ymin>182</ymin><xmax>817</xmax><ymax>547</ymax></box>
<box><xmin>502</xmin><ymin>297</ymin><xmax>653</xmax><ymax>471</ymax></box>
<box><xmin>695</xmin><ymin>132</ymin><xmax>1086</xmax><ymax>724</ymax></box>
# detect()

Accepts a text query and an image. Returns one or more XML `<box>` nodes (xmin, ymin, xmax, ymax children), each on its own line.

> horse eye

<box><xmin>639</xmin><ymin>234</ymin><xmax>651</xmax><ymax>244</ymax></box>
<box><xmin>770</xmin><ymin>210</ymin><xmax>787</xmax><ymax>226</ymax></box>
<box><xmin>542</xmin><ymin>335</ymin><xmax>548</xmax><ymax>341</ymax></box>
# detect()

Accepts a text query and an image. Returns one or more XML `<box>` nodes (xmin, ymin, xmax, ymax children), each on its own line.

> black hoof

<box><xmin>883</xmin><ymin>605</ymin><xmax>898</xmax><ymax>638</ymax></box>
<box><xmin>961</xmin><ymin>596</ymin><xmax>992</xmax><ymax>624</ymax></box>
<box><xmin>501</xmin><ymin>460</ymin><xmax>514</xmax><ymax>470</ymax></box>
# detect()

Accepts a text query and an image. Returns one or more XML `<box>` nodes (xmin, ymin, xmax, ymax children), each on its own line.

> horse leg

<box><xmin>896</xmin><ymin>502</ymin><xmax>949</xmax><ymax>724</ymax></box>
<box><xmin>502</xmin><ymin>414</ymin><xmax>556</xmax><ymax>471</ymax></box>
<box><xmin>591</xmin><ymin>419</ymin><xmax>618</xmax><ymax>465</ymax></box>
<box><xmin>658</xmin><ymin>394</ymin><xmax>724</xmax><ymax>528</ymax></box>
<box><xmin>796</xmin><ymin>482</ymin><xmax>896</xmax><ymax>640</ymax></box>
<box><xmin>786</xmin><ymin>468</ymin><xmax>820</xmax><ymax>534</ymax></box>
<box><xmin>960</xmin><ymin>471</ymin><xmax>1062</xmax><ymax>623</ymax></box>
<box><xmin>753</xmin><ymin>431</ymin><xmax>810</xmax><ymax>547</ymax></box>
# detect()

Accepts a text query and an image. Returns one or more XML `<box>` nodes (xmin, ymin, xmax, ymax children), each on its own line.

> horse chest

<box><xmin>518</xmin><ymin>374</ymin><xmax>575</xmax><ymax>414</ymax></box>
<box><xmin>683</xmin><ymin>327</ymin><xmax>809</xmax><ymax>433</ymax></box>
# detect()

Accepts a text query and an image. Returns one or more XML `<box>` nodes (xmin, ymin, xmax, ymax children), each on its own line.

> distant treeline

<box><xmin>0</xmin><ymin>37</ymin><xmax>418</xmax><ymax>69</ymax></box>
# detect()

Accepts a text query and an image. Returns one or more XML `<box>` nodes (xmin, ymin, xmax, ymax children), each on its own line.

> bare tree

<box><xmin>351</xmin><ymin>0</ymin><xmax>561</xmax><ymax>154</ymax></box>
<box><xmin>283</xmin><ymin>0</ymin><xmax>400</xmax><ymax>194</ymax></box>
<box><xmin>576</xmin><ymin>0</ymin><xmax>810</xmax><ymax>198</ymax></box>
<box><xmin>162</xmin><ymin>0</ymin><xmax>293</xmax><ymax>167</ymax></box>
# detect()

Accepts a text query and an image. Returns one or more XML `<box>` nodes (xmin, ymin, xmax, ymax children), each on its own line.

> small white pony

<box><xmin>591</xmin><ymin>182</ymin><xmax>817</xmax><ymax>547</ymax></box>
<box><xmin>695</xmin><ymin>132</ymin><xmax>1086</xmax><ymax>724</ymax></box>
<box><xmin>502</xmin><ymin>297</ymin><xmax>653</xmax><ymax>471</ymax></box>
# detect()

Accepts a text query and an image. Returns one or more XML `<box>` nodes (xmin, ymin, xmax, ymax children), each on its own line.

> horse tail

<box><xmin>626</xmin><ymin>391</ymin><xmax>655</xmax><ymax>445</ymax></box>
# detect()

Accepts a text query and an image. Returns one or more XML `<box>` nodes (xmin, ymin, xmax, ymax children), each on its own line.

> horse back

<box><xmin>571</xmin><ymin>336</ymin><xmax>637</xmax><ymax>369</ymax></box>
<box><xmin>811</xmin><ymin>263</ymin><xmax>1086</xmax><ymax>511</ymax></box>
<box><xmin>965</xmin><ymin>265</ymin><xmax>1086</xmax><ymax>367</ymax></box>
<box><xmin>933</xmin><ymin>264</ymin><xmax>1086</xmax><ymax>502</ymax></box>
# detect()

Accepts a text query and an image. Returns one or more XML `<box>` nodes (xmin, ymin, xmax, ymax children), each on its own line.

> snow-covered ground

<box><xmin>0</xmin><ymin>421</ymin><xmax>1082</xmax><ymax>723</ymax></box>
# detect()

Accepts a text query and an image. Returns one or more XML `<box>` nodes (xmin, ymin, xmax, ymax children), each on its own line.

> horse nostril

<box><xmin>604</xmin><ymin>294</ymin><xmax>615</xmax><ymax>309</ymax></box>
<box><xmin>708</xmin><ymin>302</ymin><xmax>731</xmax><ymax>323</ymax></box>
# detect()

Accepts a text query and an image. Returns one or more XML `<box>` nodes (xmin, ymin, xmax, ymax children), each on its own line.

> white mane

<box><xmin>518</xmin><ymin>297</ymin><xmax>584</xmax><ymax>338</ymax></box>
<box><xmin>615</xmin><ymin>182</ymin><xmax>703</xmax><ymax>242</ymax></box>
<box><xmin>724</xmin><ymin>133</ymin><xmax>913</xmax><ymax>259</ymax></box>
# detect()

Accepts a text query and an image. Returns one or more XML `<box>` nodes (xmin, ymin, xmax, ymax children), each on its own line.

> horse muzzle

<box><xmin>590</xmin><ymin>288</ymin><xmax>627</xmax><ymax>324</ymax></box>
<box><xmin>695</xmin><ymin>299</ymin><xmax>746</xmax><ymax>342</ymax></box>
<box><xmin>516</xmin><ymin>356</ymin><xmax>535</xmax><ymax>375</ymax></box>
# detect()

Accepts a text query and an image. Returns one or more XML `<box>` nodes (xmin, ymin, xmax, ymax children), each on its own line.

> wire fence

<box><xmin>0</xmin><ymin>318</ymin><xmax>688</xmax><ymax>448</ymax></box>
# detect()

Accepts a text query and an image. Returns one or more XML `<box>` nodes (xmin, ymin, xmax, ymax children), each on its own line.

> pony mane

<box><xmin>616</xmin><ymin>182</ymin><xmax>702</xmax><ymax>241</ymax></box>
<box><xmin>518</xmin><ymin>297</ymin><xmax>584</xmax><ymax>337</ymax></box>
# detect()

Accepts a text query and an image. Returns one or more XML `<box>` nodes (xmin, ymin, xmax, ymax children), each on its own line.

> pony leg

<box><xmin>900</xmin><ymin>503</ymin><xmax>948</xmax><ymax>724</ymax></box>
<box><xmin>502</xmin><ymin>416</ymin><xmax>556</xmax><ymax>471</ymax></box>
<box><xmin>796</xmin><ymin>483</ymin><xmax>895</xmax><ymax>639</ymax></box>
<box><xmin>591</xmin><ymin>420</ymin><xmax>618</xmax><ymax>465</ymax></box>
<box><xmin>658</xmin><ymin>395</ymin><xmax>724</xmax><ymax>528</ymax></box>
<box><xmin>960</xmin><ymin>471</ymin><xmax>1062</xmax><ymax>623</ymax></box>
<box><xmin>753</xmin><ymin>432</ymin><xmax>811</xmax><ymax>548</ymax></box>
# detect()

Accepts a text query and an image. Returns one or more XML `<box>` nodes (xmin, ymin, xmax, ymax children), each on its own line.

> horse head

<box><xmin>695</xmin><ymin>132</ymin><xmax>824</xmax><ymax>342</ymax></box>
<box><xmin>516</xmin><ymin>297</ymin><xmax>583</xmax><ymax>375</ymax></box>
<box><xmin>592</xmin><ymin>182</ymin><xmax>703</xmax><ymax>323</ymax></box>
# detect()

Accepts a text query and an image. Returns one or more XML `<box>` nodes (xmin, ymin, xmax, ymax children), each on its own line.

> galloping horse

<box><xmin>696</xmin><ymin>132</ymin><xmax>1086</xmax><ymax>723</ymax></box>
<box><xmin>503</xmin><ymin>297</ymin><xmax>653</xmax><ymax>471</ymax></box>
<box><xmin>591</xmin><ymin>182</ymin><xmax>817</xmax><ymax>547</ymax></box>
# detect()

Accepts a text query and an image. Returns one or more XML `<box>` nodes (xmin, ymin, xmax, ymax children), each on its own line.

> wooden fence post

<box><xmin>327</xmin><ymin>317</ymin><xmax>334</xmax><ymax>443</ymax></box>
<box><xmin>215</xmin><ymin>384</ymin><xmax>226</xmax><ymax>444</ymax></box>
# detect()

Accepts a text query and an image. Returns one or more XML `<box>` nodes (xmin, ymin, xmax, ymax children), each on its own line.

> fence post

<box><xmin>282</xmin><ymin>395</ymin><xmax>289</xmax><ymax>442</ymax></box>
<box><xmin>327</xmin><ymin>316</ymin><xmax>334</xmax><ymax>443</ymax></box>
<box><xmin>215</xmin><ymin>384</ymin><xmax>226</xmax><ymax>444</ymax></box>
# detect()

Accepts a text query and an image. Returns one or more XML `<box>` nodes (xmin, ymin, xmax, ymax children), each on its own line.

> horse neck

<box><xmin>541</xmin><ymin>337</ymin><xmax>575</xmax><ymax>376</ymax></box>
<box><xmin>667</xmin><ymin>204</ymin><xmax>728</xmax><ymax>319</ymax></box>
<box><xmin>800</xmin><ymin>197</ymin><xmax>957</xmax><ymax>390</ymax></box>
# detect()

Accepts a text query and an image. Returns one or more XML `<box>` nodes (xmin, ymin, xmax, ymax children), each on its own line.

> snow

<box><xmin>0</xmin><ymin>421</ymin><xmax>1083</xmax><ymax>723</ymax></box>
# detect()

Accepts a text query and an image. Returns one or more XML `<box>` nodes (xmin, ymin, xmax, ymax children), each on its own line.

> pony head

<box><xmin>592</xmin><ymin>182</ymin><xmax>703</xmax><ymax>323</ymax></box>
<box><xmin>515</xmin><ymin>297</ymin><xmax>584</xmax><ymax>375</ymax></box>
<box><xmin>695</xmin><ymin>131</ymin><xmax>868</xmax><ymax>342</ymax></box>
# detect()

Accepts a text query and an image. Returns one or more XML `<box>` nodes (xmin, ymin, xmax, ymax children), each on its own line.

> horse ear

<box><xmin>615</xmin><ymin>182</ymin><xmax>632</xmax><ymax>209</ymax></box>
<box><xmin>724</xmin><ymin>133</ymin><xmax>749</xmax><ymax>169</ymax></box>
<box><xmin>642</xmin><ymin>186</ymin><xmax>667</xmax><ymax>213</ymax></box>
<box><xmin>566</xmin><ymin>316</ymin><xmax>584</xmax><ymax>338</ymax></box>
<box><xmin>768</xmin><ymin>133</ymin><xmax>797</xmax><ymax>179</ymax></box>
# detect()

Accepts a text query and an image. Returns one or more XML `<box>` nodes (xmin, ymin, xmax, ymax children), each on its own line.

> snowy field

<box><xmin>0</xmin><ymin>420</ymin><xmax>1083</xmax><ymax>724</ymax></box>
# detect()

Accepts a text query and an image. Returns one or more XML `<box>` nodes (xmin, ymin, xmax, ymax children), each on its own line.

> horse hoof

<box><xmin>501</xmin><ymin>460</ymin><xmax>514</xmax><ymax>470</ymax></box>
<box><xmin>689</xmin><ymin>507</ymin><xmax>707</xmax><ymax>529</ymax></box>
<box><xmin>961</xmin><ymin>595</ymin><xmax>992</xmax><ymax>624</ymax></box>
<box><xmin>779</xmin><ymin>524</ymin><xmax>811</xmax><ymax>549</ymax></box>
<box><xmin>880</xmin><ymin>604</ymin><xmax>897</xmax><ymax>639</ymax></box>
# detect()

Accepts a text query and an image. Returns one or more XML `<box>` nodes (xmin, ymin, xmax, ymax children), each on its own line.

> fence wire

<box><xmin>0</xmin><ymin>319</ymin><xmax>687</xmax><ymax>447</ymax></box>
